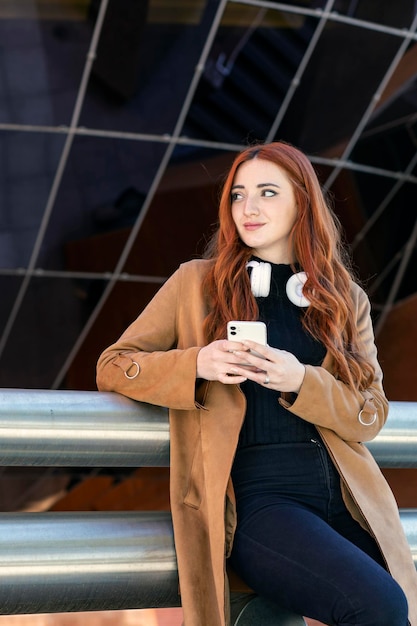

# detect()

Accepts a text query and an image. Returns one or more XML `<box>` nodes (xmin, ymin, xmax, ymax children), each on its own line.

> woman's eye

<box><xmin>263</xmin><ymin>189</ymin><xmax>277</xmax><ymax>197</ymax></box>
<box><xmin>231</xmin><ymin>192</ymin><xmax>243</xmax><ymax>202</ymax></box>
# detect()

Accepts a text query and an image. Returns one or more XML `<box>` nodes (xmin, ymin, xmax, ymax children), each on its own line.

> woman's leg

<box><xmin>229</xmin><ymin>503</ymin><xmax>408</xmax><ymax>626</ymax></box>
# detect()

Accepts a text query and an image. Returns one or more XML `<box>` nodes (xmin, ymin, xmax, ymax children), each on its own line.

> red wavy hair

<box><xmin>202</xmin><ymin>141</ymin><xmax>374</xmax><ymax>390</ymax></box>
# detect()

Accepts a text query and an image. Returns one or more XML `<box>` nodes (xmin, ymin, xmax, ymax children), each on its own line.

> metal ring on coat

<box><xmin>358</xmin><ymin>409</ymin><xmax>377</xmax><ymax>426</ymax></box>
<box><xmin>124</xmin><ymin>361</ymin><xmax>140</xmax><ymax>380</ymax></box>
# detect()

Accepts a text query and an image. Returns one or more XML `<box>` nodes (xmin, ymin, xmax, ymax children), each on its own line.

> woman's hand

<box><xmin>196</xmin><ymin>339</ymin><xmax>305</xmax><ymax>392</ymax></box>
<box><xmin>229</xmin><ymin>340</ymin><xmax>306</xmax><ymax>393</ymax></box>
<box><xmin>196</xmin><ymin>339</ymin><xmax>256</xmax><ymax>385</ymax></box>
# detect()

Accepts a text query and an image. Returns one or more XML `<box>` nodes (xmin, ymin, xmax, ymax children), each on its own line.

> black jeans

<box><xmin>229</xmin><ymin>441</ymin><xmax>408</xmax><ymax>626</ymax></box>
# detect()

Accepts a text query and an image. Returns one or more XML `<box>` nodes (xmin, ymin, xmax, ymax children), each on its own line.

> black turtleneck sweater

<box><xmin>236</xmin><ymin>262</ymin><xmax>326</xmax><ymax>449</ymax></box>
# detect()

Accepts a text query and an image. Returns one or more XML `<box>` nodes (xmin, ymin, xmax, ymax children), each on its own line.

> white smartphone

<box><xmin>227</xmin><ymin>321</ymin><xmax>267</xmax><ymax>364</ymax></box>
<box><xmin>227</xmin><ymin>320</ymin><xmax>267</xmax><ymax>344</ymax></box>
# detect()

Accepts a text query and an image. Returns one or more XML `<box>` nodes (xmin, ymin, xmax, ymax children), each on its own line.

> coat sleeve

<box><xmin>96</xmin><ymin>263</ymin><xmax>203</xmax><ymax>410</ymax></box>
<box><xmin>282</xmin><ymin>283</ymin><xmax>389</xmax><ymax>443</ymax></box>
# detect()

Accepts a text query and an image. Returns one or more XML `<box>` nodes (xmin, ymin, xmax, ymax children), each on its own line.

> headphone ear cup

<box><xmin>247</xmin><ymin>261</ymin><xmax>271</xmax><ymax>297</ymax></box>
<box><xmin>286</xmin><ymin>272</ymin><xmax>310</xmax><ymax>307</ymax></box>
<box><xmin>250</xmin><ymin>264</ymin><xmax>261</xmax><ymax>296</ymax></box>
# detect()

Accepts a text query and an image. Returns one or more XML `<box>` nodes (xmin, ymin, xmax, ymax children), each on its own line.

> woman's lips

<box><xmin>243</xmin><ymin>222</ymin><xmax>264</xmax><ymax>231</ymax></box>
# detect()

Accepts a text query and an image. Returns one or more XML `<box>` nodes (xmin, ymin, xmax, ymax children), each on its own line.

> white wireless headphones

<box><xmin>285</xmin><ymin>272</ymin><xmax>310</xmax><ymax>307</ymax></box>
<box><xmin>246</xmin><ymin>260</ymin><xmax>310</xmax><ymax>307</ymax></box>
<box><xmin>246</xmin><ymin>260</ymin><xmax>272</xmax><ymax>297</ymax></box>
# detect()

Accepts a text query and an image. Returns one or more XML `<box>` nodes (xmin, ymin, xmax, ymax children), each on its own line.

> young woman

<box><xmin>97</xmin><ymin>141</ymin><xmax>417</xmax><ymax>626</ymax></box>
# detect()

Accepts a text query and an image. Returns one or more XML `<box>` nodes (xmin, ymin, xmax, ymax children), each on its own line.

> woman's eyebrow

<box><xmin>257</xmin><ymin>182</ymin><xmax>281</xmax><ymax>188</ymax></box>
<box><xmin>231</xmin><ymin>182</ymin><xmax>281</xmax><ymax>190</ymax></box>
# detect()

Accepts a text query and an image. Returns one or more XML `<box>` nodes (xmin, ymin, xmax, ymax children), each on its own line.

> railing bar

<box><xmin>0</xmin><ymin>391</ymin><xmax>414</xmax><ymax>468</ymax></box>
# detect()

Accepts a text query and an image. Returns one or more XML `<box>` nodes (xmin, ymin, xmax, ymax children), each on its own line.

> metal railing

<box><xmin>0</xmin><ymin>388</ymin><xmax>415</xmax><ymax>615</ymax></box>
<box><xmin>0</xmin><ymin>511</ymin><xmax>179</xmax><ymax>614</ymax></box>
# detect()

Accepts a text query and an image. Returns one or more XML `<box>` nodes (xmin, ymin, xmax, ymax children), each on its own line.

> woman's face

<box><xmin>231</xmin><ymin>158</ymin><xmax>298</xmax><ymax>264</ymax></box>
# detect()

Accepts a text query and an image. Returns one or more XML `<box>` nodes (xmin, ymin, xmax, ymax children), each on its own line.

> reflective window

<box><xmin>0</xmin><ymin>0</ymin><xmax>416</xmax><ymax>390</ymax></box>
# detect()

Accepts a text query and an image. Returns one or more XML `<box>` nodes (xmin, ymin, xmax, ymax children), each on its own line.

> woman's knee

<box><xmin>343</xmin><ymin>577</ymin><xmax>408</xmax><ymax>626</ymax></box>
<box><xmin>373</xmin><ymin>585</ymin><xmax>408</xmax><ymax>626</ymax></box>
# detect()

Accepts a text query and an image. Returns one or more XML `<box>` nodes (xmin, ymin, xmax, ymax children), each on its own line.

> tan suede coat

<box><xmin>97</xmin><ymin>259</ymin><xmax>417</xmax><ymax>626</ymax></box>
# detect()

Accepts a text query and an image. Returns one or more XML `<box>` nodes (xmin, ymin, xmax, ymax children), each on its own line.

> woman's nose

<box><xmin>243</xmin><ymin>197</ymin><xmax>259</xmax><ymax>215</ymax></box>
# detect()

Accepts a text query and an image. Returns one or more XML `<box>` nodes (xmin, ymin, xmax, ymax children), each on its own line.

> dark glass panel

<box><xmin>0</xmin><ymin>130</ymin><xmax>64</xmax><ymax>268</ymax></box>
<box><xmin>0</xmin><ymin>275</ymin><xmax>89</xmax><ymax>388</ymax></box>
<box><xmin>332</xmin><ymin>0</ymin><xmax>416</xmax><ymax>28</ymax></box>
<box><xmin>333</xmin><ymin>172</ymin><xmax>417</xmax><ymax>303</ymax></box>
<box><xmin>364</xmin><ymin>71</ymin><xmax>417</xmax><ymax>151</ymax></box>
<box><xmin>278</xmin><ymin>22</ymin><xmax>401</xmax><ymax>155</ymax></box>
<box><xmin>182</xmin><ymin>4</ymin><xmax>319</xmax><ymax>145</ymax></box>
<box><xmin>0</xmin><ymin>3</ymin><xmax>91</xmax><ymax>126</ymax></box>
<box><xmin>0</xmin><ymin>275</ymin><xmax>24</xmax><ymax>337</ymax></box>
<box><xmin>118</xmin><ymin>145</ymin><xmax>235</xmax><ymax>274</ymax></box>
<box><xmin>36</xmin><ymin>135</ymin><xmax>167</xmax><ymax>271</ymax></box>
<box><xmin>80</xmin><ymin>0</ymin><xmax>224</xmax><ymax>135</ymax></box>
